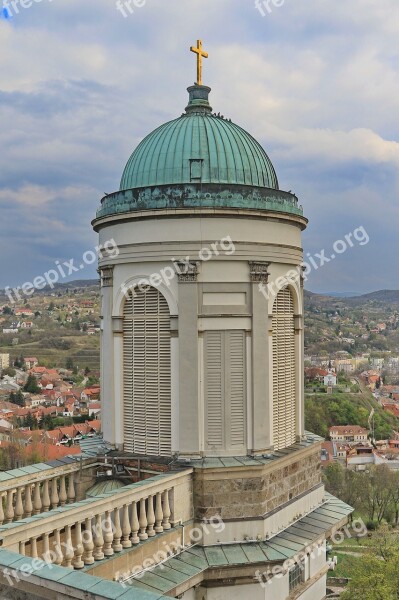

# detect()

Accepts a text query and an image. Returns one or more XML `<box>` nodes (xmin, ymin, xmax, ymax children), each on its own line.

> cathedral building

<box><xmin>0</xmin><ymin>43</ymin><xmax>351</xmax><ymax>600</ymax></box>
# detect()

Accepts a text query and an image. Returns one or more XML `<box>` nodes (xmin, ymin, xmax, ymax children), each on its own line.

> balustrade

<box><xmin>0</xmin><ymin>472</ymin><xmax>191</xmax><ymax>571</ymax></box>
<box><xmin>0</xmin><ymin>474</ymin><xmax>78</xmax><ymax>524</ymax></box>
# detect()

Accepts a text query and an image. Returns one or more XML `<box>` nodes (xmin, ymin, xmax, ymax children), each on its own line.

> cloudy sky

<box><xmin>1</xmin><ymin>0</ymin><xmax>398</xmax><ymax>294</ymax></box>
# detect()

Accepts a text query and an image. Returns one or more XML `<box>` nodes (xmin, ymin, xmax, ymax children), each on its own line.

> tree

<box><xmin>9</xmin><ymin>390</ymin><xmax>25</xmax><ymax>407</ymax></box>
<box><xmin>14</xmin><ymin>355</ymin><xmax>25</xmax><ymax>369</ymax></box>
<box><xmin>42</xmin><ymin>414</ymin><xmax>55</xmax><ymax>431</ymax></box>
<box><xmin>23</xmin><ymin>374</ymin><xmax>40</xmax><ymax>394</ymax></box>
<box><xmin>66</xmin><ymin>357</ymin><xmax>74</xmax><ymax>370</ymax></box>
<box><xmin>23</xmin><ymin>413</ymin><xmax>38</xmax><ymax>430</ymax></box>
<box><xmin>324</xmin><ymin>463</ymin><xmax>363</xmax><ymax>509</ymax></box>
<box><xmin>341</xmin><ymin>527</ymin><xmax>399</xmax><ymax>600</ymax></box>
<box><xmin>1</xmin><ymin>367</ymin><xmax>16</xmax><ymax>378</ymax></box>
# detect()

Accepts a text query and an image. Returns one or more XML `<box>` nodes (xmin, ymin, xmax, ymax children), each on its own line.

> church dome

<box><xmin>120</xmin><ymin>86</ymin><xmax>279</xmax><ymax>192</ymax></box>
<box><xmin>95</xmin><ymin>85</ymin><xmax>303</xmax><ymax>222</ymax></box>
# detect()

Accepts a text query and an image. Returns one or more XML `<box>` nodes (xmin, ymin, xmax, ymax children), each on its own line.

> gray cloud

<box><xmin>0</xmin><ymin>0</ymin><xmax>398</xmax><ymax>292</ymax></box>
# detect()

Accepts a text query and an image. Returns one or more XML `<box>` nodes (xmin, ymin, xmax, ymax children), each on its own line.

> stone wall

<box><xmin>194</xmin><ymin>445</ymin><xmax>322</xmax><ymax>520</ymax></box>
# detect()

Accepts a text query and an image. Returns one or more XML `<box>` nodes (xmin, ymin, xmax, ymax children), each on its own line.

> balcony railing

<box><xmin>0</xmin><ymin>469</ymin><xmax>193</xmax><ymax>571</ymax></box>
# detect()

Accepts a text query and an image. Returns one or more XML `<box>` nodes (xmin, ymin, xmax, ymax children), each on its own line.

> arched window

<box><xmin>123</xmin><ymin>286</ymin><xmax>171</xmax><ymax>455</ymax></box>
<box><xmin>272</xmin><ymin>287</ymin><xmax>296</xmax><ymax>450</ymax></box>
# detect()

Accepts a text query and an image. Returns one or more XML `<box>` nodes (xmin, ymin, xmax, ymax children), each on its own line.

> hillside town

<box><xmin>0</xmin><ymin>350</ymin><xmax>101</xmax><ymax>468</ymax></box>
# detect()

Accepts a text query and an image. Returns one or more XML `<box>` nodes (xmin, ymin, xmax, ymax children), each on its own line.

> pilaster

<box><xmin>249</xmin><ymin>261</ymin><xmax>272</xmax><ymax>454</ymax></box>
<box><xmin>176</xmin><ymin>262</ymin><xmax>200</xmax><ymax>457</ymax></box>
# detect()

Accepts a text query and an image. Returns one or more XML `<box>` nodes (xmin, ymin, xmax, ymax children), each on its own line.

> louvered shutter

<box><xmin>123</xmin><ymin>287</ymin><xmax>171</xmax><ymax>455</ymax></box>
<box><xmin>227</xmin><ymin>331</ymin><xmax>246</xmax><ymax>448</ymax></box>
<box><xmin>272</xmin><ymin>288</ymin><xmax>296</xmax><ymax>450</ymax></box>
<box><xmin>204</xmin><ymin>330</ymin><xmax>246</xmax><ymax>452</ymax></box>
<box><xmin>204</xmin><ymin>331</ymin><xmax>224</xmax><ymax>449</ymax></box>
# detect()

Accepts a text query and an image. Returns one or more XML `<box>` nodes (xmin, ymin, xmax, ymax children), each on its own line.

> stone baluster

<box><xmin>59</xmin><ymin>476</ymin><xmax>67</xmax><ymax>507</ymax></box>
<box><xmin>54</xmin><ymin>529</ymin><xmax>63</xmax><ymax>565</ymax></box>
<box><xmin>67</xmin><ymin>475</ymin><xmax>76</xmax><ymax>504</ymax></box>
<box><xmin>50</xmin><ymin>478</ymin><xmax>59</xmax><ymax>509</ymax></box>
<box><xmin>30</xmin><ymin>537</ymin><xmax>38</xmax><ymax>559</ymax></box>
<box><xmin>121</xmin><ymin>504</ymin><xmax>132</xmax><ymax>548</ymax></box>
<box><xmin>162</xmin><ymin>490</ymin><xmax>171</xmax><ymax>530</ymax></box>
<box><xmin>139</xmin><ymin>498</ymin><xmax>148</xmax><ymax>540</ymax></box>
<box><xmin>24</xmin><ymin>484</ymin><xmax>33</xmax><ymax>518</ymax></box>
<box><xmin>147</xmin><ymin>495</ymin><xmax>156</xmax><ymax>537</ymax></box>
<box><xmin>73</xmin><ymin>522</ymin><xmax>84</xmax><ymax>569</ymax></box>
<box><xmin>43</xmin><ymin>533</ymin><xmax>51</xmax><ymax>563</ymax></box>
<box><xmin>33</xmin><ymin>483</ymin><xmax>42</xmax><ymax>515</ymax></box>
<box><xmin>103</xmin><ymin>511</ymin><xmax>114</xmax><ymax>557</ymax></box>
<box><xmin>155</xmin><ymin>492</ymin><xmax>164</xmax><ymax>533</ymax></box>
<box><xmin>131</xmin><ymin>501</ymin><xmax>140</xmax><ymax>545</ymax></box>
<box><xmin>93</xmin><ymin>514</ymin><xmax>105</xmax><ymax>560</ymax></box>
<box><xmin>0</xmin><ymin>493</ymin><xmax>4</xmax><ymax>525</ymax></box>
<box><xmin>19</xmin><ymin>541</ymin><xmax>26</xmax><ymax>556</ymax></box>
<box><xmin>83</xmin><ymin>517</ymin><xmax>94</xmax><ymax>565</ymax></box>
<box><xmin>5</xmin><ymin>490</ymin><xmax>14</xmax><ymax>523</ymax></box>
<box><xmin>64</xmin><ymin>525</ymin><xmax>75</xmax><ymax>568</ymax></box>
<box><xmin>112</xmin><ymin>508</ymin><xmax>123</xmax><ymax>552</ymax></box>
<box><xmin>42</xmin><ymin>480</ymin><xmax>51</xmax><ymax>512</ymax></box>
<box><xmin>14</xmin><ymin>488</ymin><xmax>24</xmax><ymax>520</ymax></box>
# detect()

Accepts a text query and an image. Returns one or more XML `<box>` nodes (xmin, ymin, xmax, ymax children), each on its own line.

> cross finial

<box><xmin>190</xmin><ymin>39</ymin><xmax>208</xmax><ymax>86</ymax></box>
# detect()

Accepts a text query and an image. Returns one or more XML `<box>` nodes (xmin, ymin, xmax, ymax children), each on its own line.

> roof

<box><xmin>184</xmin><ymin>432</ymin><xmax>324</xmax><ymax>469</ymax></box>
<box><xmin>0</xmin><ymin>550</ymin><xmax>159</xmax><ymax>600</ymax></box>
<box><xmin>120</xmin><ymin>86</ymin><xmax>278</xmax><ymax>192</ymax></box>
<box><xmin>86</xmin><ymin>479</ymin><xmax>126</xmax><ymax>497</ymax></box>
<box><xmin>96</xmin><ymin>85</ymin><xmax>304</xmax><ymax>222</ymax></box>
<box><xmin>125</xmin><ymin>494</ymin><xmax>353</xmax><ymax>596</ymax></box>
<box><xmin>329</xmin><ymin>426</ymin><xmax>368</xmax><ymax>435</ymax></box>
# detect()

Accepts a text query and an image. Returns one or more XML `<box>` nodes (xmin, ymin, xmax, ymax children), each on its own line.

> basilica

<box><xmin>0</xmin><ymin>43</ymin><xmax>351</xmax><ymax>600</ymax></box>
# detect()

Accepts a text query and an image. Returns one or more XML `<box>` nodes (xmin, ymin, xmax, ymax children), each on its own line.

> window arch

<box><xmin>123</xmin><ymin>286</ymin><xmax>171</xmax><ymax>455</ymax></box>
<box><xmin>272</xmin><ymin>287</ymin><xmax>296</xmax><ymax>450</ymax></box>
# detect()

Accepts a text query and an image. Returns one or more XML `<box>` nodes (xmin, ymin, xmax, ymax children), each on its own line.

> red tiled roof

<box><xmin>329</xmin><ymin>426</ymin><xmax>369</xmax><ymax>435</ymax></box>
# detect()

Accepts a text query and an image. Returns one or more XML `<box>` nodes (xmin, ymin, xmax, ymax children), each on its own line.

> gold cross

<box><xmin>190</xmin><ymin>39</ymin><xmax>208</xmax><ymax>86</ymax></box>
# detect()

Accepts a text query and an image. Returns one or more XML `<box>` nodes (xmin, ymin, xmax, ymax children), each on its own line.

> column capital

<box><xmin>249</xmin><ymin>261</ymin><xmax>270</xmax><ymax>283</ymax></box>
<box><xmin>299</xmin><ymin>265</ymin><xmax>306</xmax><ymax>288</ymax></box>
<box><xmin>99</xmin><ymin>265</ymin><xmax>114</xmax><ymax>287</ymax></box>
<box><xmin>174</xmin><ymin>260</ymin><xmax>199</xmax><ymax>283</ymax></box>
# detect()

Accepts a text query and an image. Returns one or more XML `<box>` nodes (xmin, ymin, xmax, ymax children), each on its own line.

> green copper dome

<box><xmin>120</xmin><ymin>85</ymin><xmax>278</xmax><ymax>192</ymax></box>
<box><xmin>94</xmin><ymin>85</ymin><xmax>304</xmax><ymax>222</ymax></box>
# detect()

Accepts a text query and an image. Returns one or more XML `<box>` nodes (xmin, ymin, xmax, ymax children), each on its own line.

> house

<box><xmin>30</xmin><ymin>366</ymin><xmax>47</xmax><ymax>378</ymax></box>
<box><xmin>0</xmin><ymin>418</ymin><xmax>12</xmax><ymax>430</ymax></box>
<box><xmin>81</xmin><ymin>387</ymin><xmax>100</xmax><ymax>403</ymax></box>
<box><xmin>324</xmin><ymin>372</ymin><xmax>337</xmax><ymax>387</ymax></box>
<box><xmin>382</xmin><ymin>402</ymin><xmax>399</xmax><ymax>419</ymax></box>
<box><xmin>24</xmin><ymin>357</ymin><xmax>39</xmax><ymax>369</ymax></box>
<box><xmin>88</xmin><ymin>402</ymin><xmax>101</xmax><ymax>419</ymax></box>
<box><xmin>15</xmin><ymin>309</ymin><xmax>33</xmax><ymax>317</ymax></box>
<box><xmin>25</xmin><ymin>395</ymin><xmax>47</xmax><ymax>408</ymax></box>
<box><xmin>0</xmin><ymin>354</ymin><xmax>10</xmax><ymax>370</ymax></box>
<box><xmin>329</xmin><ymin>425</ymin><xmax>369</xmax><ymax>444</ymax></box>
<box><xmin>20</xmin><ymin>322</ymin><xmax>33</xmax><ymax>329</ymax></box>
<box><xmin>62</xmin><ymin>400</ymin><xmax>76</xmax><ymax>417</ymax></box>
<box><xmin>320</xmin><ymin>441</ymin><xmax>336</xmax><ymax>468</ymax></box>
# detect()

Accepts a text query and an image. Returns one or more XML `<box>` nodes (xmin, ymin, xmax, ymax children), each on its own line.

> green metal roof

<box><xmin>126</xmin><ymin>493</ymin><xmax>353</xmax><ymax>596</ymax></box>
<box><xmin>0</xmin><ymin>493</ymin><xmax>352</xmax><ymax>599</ymax></box>
<box><xmin>182</xmin><ymin>432</ymin><xmax>324</xmax><ymax>469</ymax></box>
<box><xmin>86</xmin><ymin>478</ymin><xmax>126</xmax><ymax>497</ymax></box>
<box><xmin>120</xmin><ymin>85</ymin><xmax>278</xmax><ymax>192</ymax></box>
